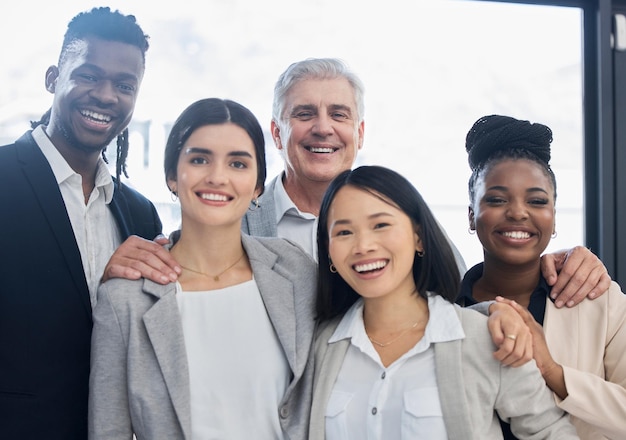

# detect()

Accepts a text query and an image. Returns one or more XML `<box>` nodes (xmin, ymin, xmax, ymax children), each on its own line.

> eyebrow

<box><xmin>290</xmin><ymin>104</ymin><xmax>317</xmax><ymax>115</ymax></box>
<box><xmin>328</xmin><ymin>104</ymin><xmax>353</xmax><ymax>116</ymax></box>
<box><xmin>487</xmin><ymin>185</ymin><xmax>549</xmax><ymax>195</ymax></box>
<box><xmin>183</xmin><ymin>147</ymin><xmax>254</xmax><ymax>158</ymax></box>
<box><xmin>331</xmin><ymin>211</ymin><xmax>392</xmax><ymax>226</ymax></box>
<box><xmin>290</xmin><ymin>103</ymin><xmax>354</xmax><ymax>116</ymax></box>
<box><xmin>77</xmin><ymin>63</ymin><xmax>140</xmax><ymax>83</ymax></box>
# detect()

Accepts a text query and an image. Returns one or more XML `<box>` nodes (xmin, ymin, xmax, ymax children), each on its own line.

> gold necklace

<box><xmin>366</xmin><ymin>321</ymin><xmax>420</xmax><ymax>348</ymax></box>
<box><xmin>180</xmin><ymin>252</ymin><xmax>245</xmax><ymax>282</ymax></box>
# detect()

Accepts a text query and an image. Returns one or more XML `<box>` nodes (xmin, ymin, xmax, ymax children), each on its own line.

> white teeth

<box><xmin>354</xmin><ymin>260</ymin><xmax>387</xmax><ymax>273</ymax></box>
<box><xmin>81</xmin><ymin>110</ymin><xmax>111</xmax><ymax>123</ymax></box>
<box><xmin>200</xmin><ymin>193</ymin><xmax>228</xmax><ymax>201</ymax></box>
<box><xmin>502</xmin><ymin>231</ymin><xmax>531</xmax><ymax>239</ymax></box>
<box><xmin>309</xmin><ymin>147</ymin><xmax>334</xmax><ymax>153</ymax></box>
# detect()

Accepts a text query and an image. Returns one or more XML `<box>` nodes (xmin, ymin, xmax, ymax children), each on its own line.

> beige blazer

<box><xmin>544</xmin><ymin>281</ymin><xmax>626</xmax><ymax>439</ymax></box>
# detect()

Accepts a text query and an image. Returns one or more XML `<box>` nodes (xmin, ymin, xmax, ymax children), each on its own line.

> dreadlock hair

<box><xmin>465</xmin><ymin>114</ymin><xmax>557</xmax><ymax>206</ymax></box>
<box><xmin>30</xmin><ymin>6</ymin><xmax>149</xmax><ymax>185</ymax></box>
<box><xmin>30</xmin><ymin>117</ymin><xmax>131</xmax><ymax>184</ymax></box>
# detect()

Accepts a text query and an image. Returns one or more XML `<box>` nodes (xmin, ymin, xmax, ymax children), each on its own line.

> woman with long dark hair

<box><xmin>309</xmin><ymin>165</ymin><xmax>577</xmax><ymax>439</ymax></box>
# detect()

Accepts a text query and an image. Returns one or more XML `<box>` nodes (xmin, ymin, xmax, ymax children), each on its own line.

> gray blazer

<box><xmin>89</xmin><ymin>234</ymin><xmax>317</xmax><ymax>440</ymax></box>
<box><xmin>309</xmin><ymin>305</ymin><xmax>579</xmax><ymax>440</ymax></box>
<box><xmin>242</xmin><ymin>175</ymin><xmax>468</xmax><ymax>274</ymax></box>
<box><xmin>242</xmin><ymin>175</ymin><xmax>280</xmax><ymax>237</ymax></box>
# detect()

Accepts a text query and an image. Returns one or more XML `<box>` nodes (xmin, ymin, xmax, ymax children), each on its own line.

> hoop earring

<box><xmin>417</xmin><ymin>250</ymin><xmax>425</xmax><ymax>257</ymax></box>
<box><xmin>170</xmin><ymin>191</ymin><xmax>178</xmax><ymax>202</ymax></box>
<box><xmin>329</xmin><ymin>261</ymin><xmax>337</xmax><ymax>273</ymax></box>
<box><xmin>249</xmin><ymin>198</ymin><xmax>260</xmax><ymax>211</ymax></box>
<box><xmin>468</xmin><ymin>228</ymin><xmax>475</xmax><ymax>235</ymax></box>
<box><xmin>551</xmin><ymin>231</ymin><xmax>558</xmax><ymax>239</ymax></box>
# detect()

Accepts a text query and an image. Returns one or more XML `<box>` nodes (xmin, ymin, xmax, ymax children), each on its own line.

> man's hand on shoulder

<box><xmin>101</xmin><ymin>235</ymin><xmax>181</xmax><ymax>285</ymax></box>
<box><xmin>540</xmin><ymin>246</ymin><xmax>611</xmax><ymax>308</ymax></box>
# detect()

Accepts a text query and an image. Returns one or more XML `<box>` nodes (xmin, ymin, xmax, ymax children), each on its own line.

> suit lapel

<box><xmin>434</xmin><ymin>337</ymin><xmax>473</xmax><ymax>440</ymax></box>
<box><xmin>142</xmin><ymin>280</ymin><xmax>191</xmax><ymax>439</ymax></box>
<box><xmin>310</xmin><ymin>321</ymin><xmax>349</xmax><ymax>438</ymax></box>
<box><xmin>109</xmin><ymin>186</ymin><xmax>133</xmax><ymax>239</ymax></box>
<box><xmin>16</xmin><ymin>133</ymin><xmax>91</xmax><ymax>316</ymax></box>
<box><xmin>243</xmin><ymin>236</ymin><xmax>298</xmax><ymax>373</ymax></box>
<box><xmin>544</xmin><ymin>297</ymin><xmax>579</xmax><ymax>366</ymax></box>
<box><xmin>245</xmin><ymin>177</ymin><xmax>279</xmax><ymax>237</ymax></box>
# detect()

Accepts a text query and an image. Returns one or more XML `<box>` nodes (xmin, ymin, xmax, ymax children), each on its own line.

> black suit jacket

<box><xmin>0</xmin><ymin>131</ymin><xmax>162</xmax><ymax>439</ymax></box>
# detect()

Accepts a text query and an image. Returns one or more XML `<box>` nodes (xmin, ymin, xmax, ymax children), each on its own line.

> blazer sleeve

<box><xmin>556</xmin><ymin>282</ymin><xmax>626</xmax><ymax>439</ymax></box>
<box><xmin>458</xmin><ymin>308</ymin><xmax>578</xmax><ymax>440</ymax></box>
<box><xmin>495</xmin><ymin>359</ymin><xmax>579</xmax><ymax>439</ymax></box>
<box><xmin>88</xmin><ymin>282</ymin><xmax>134</xmax><ymax>440</ymax></box>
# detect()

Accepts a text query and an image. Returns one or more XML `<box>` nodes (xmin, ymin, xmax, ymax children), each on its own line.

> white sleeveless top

<box><xmin>176</xmin><ymin>279</ymin><xmax>289</xmax><ymax>439</ymax></box>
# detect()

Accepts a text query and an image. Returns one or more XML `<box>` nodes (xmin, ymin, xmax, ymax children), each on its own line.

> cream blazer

<box><xmin>544</xmin><ymin>281</ymin><xmax>626</xmax><ymax>439</ymax></box>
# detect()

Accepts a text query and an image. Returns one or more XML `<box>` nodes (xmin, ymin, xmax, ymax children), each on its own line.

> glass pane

<box><xmin>0</xmin><ymin>0</ymin><xmax>583</xmax><ymax>269</ymax></box>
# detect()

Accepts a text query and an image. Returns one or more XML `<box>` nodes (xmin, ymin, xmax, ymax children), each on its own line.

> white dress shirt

<box><xmin>32</xmin><ymin>126</ymin><xmax>121</xmax><ymax>308</ymax></box>
<box><xmin>273</xmin><ymin>176</ymin><xmax>318</xmax><ymax>260</ymax></box>
<box><xmin>326</xmin><ymin>294</ymin><xmax>466</xmax><ymax>440</ymax></box>
<box><xmin>176</xmin><ymin>279</ymin><xmax>290</xmax><ymax>440</ymax></box>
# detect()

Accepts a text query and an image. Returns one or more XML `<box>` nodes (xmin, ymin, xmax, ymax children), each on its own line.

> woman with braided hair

<box><xmin>457</xmin><ymin>114</ymin><xmax>626</xmax><ymax>439</ymax></box>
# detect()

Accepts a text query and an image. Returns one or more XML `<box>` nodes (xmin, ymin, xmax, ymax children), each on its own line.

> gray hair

<box><xmin>272</xmin><ymin>58</ymin><xmax>365</xmax><ymax>123</ymax></box>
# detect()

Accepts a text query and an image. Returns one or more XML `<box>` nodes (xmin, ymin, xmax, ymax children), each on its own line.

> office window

<box><xmin>0</xmin><ymin>0</ymin><xmax>582</xmax><ymax>268</ymax></box>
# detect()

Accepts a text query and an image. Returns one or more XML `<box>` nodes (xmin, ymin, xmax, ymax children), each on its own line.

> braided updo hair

<box><xmin>466</xmin><ymin>114</ymin><xmax>557</xmax><ymax>205</ymax></box>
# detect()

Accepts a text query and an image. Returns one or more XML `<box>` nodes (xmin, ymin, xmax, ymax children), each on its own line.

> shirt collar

<box><xmin>330</xmin><ymin>294</ymin><xmax>466</xmax><ymax>349</ymax></box>
<box><xmin>458</xmin><ymin>262</ymin><xmax>552</xmax><ymax>324</ymax></box>
<box><xmin>457</xmin><ymin>262</ymin><xmax>484</xmax><ymax>306</ymax></box>
<box><xmin>32</xmin><ymin>125</ymin><xmax>115</xmax><ymax>203</ymax></box>
<box><xmin>272</xmin><ymin>173</ymin><xmax>316</xmax><ymax>223</ymax></box>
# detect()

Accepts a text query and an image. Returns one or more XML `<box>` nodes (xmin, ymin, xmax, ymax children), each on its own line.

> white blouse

<box><xmin>326</xmin><ymin>295</ymin><xmax>466</xmax><ymax>440</ymax></box>
<box><xmin>176</xmin><ymin>279</ymin><xmax>289</xmax><ymax>440</ymax></box>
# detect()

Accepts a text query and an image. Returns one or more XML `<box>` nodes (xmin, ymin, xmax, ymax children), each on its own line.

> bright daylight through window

<box><xmin>0</xmin><ymin>0</ymin><xmax>583</xmax><ymax>268</ymax></box>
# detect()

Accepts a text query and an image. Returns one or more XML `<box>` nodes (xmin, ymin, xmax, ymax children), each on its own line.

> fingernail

<box><xmin>588</xmin><ymin>292</ymin><xmax>596</xmax><ymax>299</ymax></box>
<box><xmin>555</xmin><ymin>300</ymin><xmax>563</xmax><ymax>308</ymax></box>
<box><xmin>567</xmin><ymin>300</ymin><xmax>575</xmax><ymax>307</ymax></box>
<box><xmin>550</xmin><ymin>292</ymin><xmax>557</xmax><ymax>299</ymax></box>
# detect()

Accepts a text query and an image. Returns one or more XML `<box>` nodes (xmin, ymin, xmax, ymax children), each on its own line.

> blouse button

<box><xmin>381</xmin><ymin>372</ymin><xmax>386</xmax><ymax>379</ymax></box>
<box><xmin>372</xmin><ymin>407</ymin><xmax>378</xmax><ymax>415</ymax></box>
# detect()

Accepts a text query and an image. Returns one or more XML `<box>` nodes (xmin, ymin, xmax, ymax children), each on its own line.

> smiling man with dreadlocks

<box><xmin>0</xmin><ymin>7</ymin><xmax>162</xmax><ymax>439</ymax></box>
